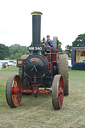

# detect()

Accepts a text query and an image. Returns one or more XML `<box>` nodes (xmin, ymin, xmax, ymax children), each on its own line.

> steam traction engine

<box><xmin>6</xmin><ymin>12</ymin><xmax>69</xmax><ymax>110</ymax></box>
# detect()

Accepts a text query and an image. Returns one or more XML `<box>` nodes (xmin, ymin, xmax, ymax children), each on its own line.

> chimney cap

<box><xmin>31</xmin><ymin>11</ymin><xmax>43</xmax><ymax>15</ymax></box>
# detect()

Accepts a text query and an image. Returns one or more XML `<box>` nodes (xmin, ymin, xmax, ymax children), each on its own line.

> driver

<box><xmin>45</xmin><ymin>35</ymin><xmax>53</xmax><ymax>47</ymax></box>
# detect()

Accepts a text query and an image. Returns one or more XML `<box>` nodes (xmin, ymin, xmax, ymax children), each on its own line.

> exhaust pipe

<box><xmin>31</xmin><ymin>11</ymin><xmax>42</xmax><ymax>47</ymax></box>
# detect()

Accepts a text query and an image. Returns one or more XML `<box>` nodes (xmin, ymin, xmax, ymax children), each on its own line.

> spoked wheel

<box><xmin>6</xmin><ymin>75</ymin><xmax>22</xmax><ymax>108</ymax></box>
<box><xmin>52</xmin><ymin>75</ymin><xmax>64</xmax><ymax>110</ymax></box>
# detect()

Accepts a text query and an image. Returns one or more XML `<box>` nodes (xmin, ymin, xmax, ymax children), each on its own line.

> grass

<box><xmin>0</xmin><ymin>67</ymin><xmax>85</xmax><ymax>128</ymax></box>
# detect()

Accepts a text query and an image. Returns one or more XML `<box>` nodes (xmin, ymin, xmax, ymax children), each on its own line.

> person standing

<box><xmin>45</xmin><ymin>35</ymin><xmax>53</xmax><ymax>47</ymax></box>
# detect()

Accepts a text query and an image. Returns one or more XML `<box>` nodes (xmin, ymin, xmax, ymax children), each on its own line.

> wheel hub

<box><xmin>13</xmin><ymin>86</ymin><xmax>19</xmax><ymax>95</ymax></box>
<box><xmin>60</xmin><ymin>89</ymin><xmax>63</xmax><ymax>94</ymax></box>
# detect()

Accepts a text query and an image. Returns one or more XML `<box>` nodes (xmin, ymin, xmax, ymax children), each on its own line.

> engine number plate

<box><xmin>28</xmin><ymin>47</ymin><xmax>42</xmax><ymax>51</ymax></box>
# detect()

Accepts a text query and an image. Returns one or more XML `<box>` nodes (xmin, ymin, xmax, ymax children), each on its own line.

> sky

<box><xmin>0</xmin><ymin>0</ymin><xmax>85</xmax><ymax>49</ymax></box>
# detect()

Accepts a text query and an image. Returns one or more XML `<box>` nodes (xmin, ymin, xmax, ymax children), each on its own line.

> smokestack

<box><xmin>31</xmin><ymin>11</ymin><xmax>42</xmax><ymax>47</ymax></box>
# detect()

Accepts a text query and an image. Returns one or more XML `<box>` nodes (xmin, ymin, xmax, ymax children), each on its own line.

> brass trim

<box><xmin>31</xmin><ymin>11</ymin><xmax>43</xmax><ymax>15</ymax></box>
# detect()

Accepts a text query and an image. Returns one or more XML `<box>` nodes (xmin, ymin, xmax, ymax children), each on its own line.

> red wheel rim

<box><xmin>58</xmin><ymin>76</ymin><xmax>64</xmax><ymax>109</ymax></box>
<box><xmin>12</xmin><ymin>76</ymin><xmax>22</xmax><ymax>106</ymax></box>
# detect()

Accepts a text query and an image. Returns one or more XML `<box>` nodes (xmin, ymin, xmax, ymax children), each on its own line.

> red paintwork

<box><xmin>58</xmin><ymin>76</ymin><xmax>64</xmax><ymax>109</ymax></box>
<box><xmin>51</xmin><ymin>53</ymin><xmax>57</xmax><ymax>63</ymax></box>
<box><xmin>30</xmin><ymin>58</ymin><xmax>40</xmax><ymax>62</ymax></box>
<box><xmin>22</xmin><ymin>88</ymin><xmax>52</xmax><ymax>94</ymax></box>
<box><xmin>32</xmin><ymin>84</ymin><xmax>40</xmax><ymax>95</ymax></box>
<box><xmin>43</xmin><ymin>45</ymin><xmax>58</xmax><ymax>65</ymax></box>
<box><xmin>12</xmin><ymin>76</ymin><xmax>22</xmax><ymax>106</ymax></box>
<box><xmin>22</xmin><ymin>84</ymin><xmax>52</xmax><ymax>95</ymax></box>
<box><xmin>43</xmin><ymin>45</ymin><xmax>52</xmax><ymax>53</ymax></box>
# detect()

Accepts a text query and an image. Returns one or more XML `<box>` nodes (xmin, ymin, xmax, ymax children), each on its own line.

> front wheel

<box><xmin>6</xmin><ymin>75</ymin><xmax>22</xmax><ymax>108</ymax></box>
<box><xmin>52</xmin><ymin>75</ymin><xmax>64</xmax><ymax>110</ymax></box>
<box><xmin>58</xmin><ymin>54</ymin><xmax>69</xmax><ymax>96</ymax></box>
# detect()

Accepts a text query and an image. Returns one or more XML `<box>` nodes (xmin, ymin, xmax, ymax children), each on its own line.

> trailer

<box><xmin>71</xmin><ymin>47</ymin><xmax>85</xmax><ymax>70</ymax></box>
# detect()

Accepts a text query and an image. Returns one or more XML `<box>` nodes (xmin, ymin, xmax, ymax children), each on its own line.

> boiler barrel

<box><xmin>31</xmin><ymin>12</ymin><xmax>42</xmax><ymax>47</ymax></box>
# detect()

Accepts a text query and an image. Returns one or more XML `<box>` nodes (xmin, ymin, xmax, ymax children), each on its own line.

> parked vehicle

<box><xmin>8</xmin><ymin>61</ymin><xmax>16</xmax><ymax>66</ymax></box>
<box><xmin>2</xmin><ymin>62</ymin><xmax>8</xmax><ymax>68</ymax></box>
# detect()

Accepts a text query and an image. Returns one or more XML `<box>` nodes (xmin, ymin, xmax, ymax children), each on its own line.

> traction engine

<box><xmin>6</xmin><ymin>12</ymin><xmax>69</xmax><ymax>110</ymax></box>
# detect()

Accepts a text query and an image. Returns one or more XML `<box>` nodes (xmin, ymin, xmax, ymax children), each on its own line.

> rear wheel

<box><xmin>6</xmin><ymin>75</ymin><xmax>22</xmax><ymax>108</ymax></box>
<box><xmin>52</xmin><ymin>75</ymin><xmax>64</xmax><ymax>110</ymax></box>
<box><xmin>58</xmin><ymin>54</ymin><xmax>69</xmax><ymax>96</ymax></box>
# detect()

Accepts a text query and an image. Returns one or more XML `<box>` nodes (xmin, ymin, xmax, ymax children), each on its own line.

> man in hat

<box><xmin>45</xmin><ymin>35</ymin><xmax>53</xmax><ymax>47</ymax></box>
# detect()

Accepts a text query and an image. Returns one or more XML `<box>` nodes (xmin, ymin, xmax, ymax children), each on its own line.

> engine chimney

<box><xmin>31</xmin><ymin>11</ymin><xmax>42</xmax><ymax>47</ymax></box>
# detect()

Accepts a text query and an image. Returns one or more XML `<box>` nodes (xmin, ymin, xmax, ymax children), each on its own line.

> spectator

<box><xmin>41</xmin><ymin>37</ymin><xmax>46</xmax><ymax>45</ymax></box>
<box><xmin>45</xmin><ymin>35</ymin><xmax>53</xmax><ymax>47</ymax></box>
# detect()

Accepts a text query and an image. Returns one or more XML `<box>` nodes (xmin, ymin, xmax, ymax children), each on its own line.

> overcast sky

<box><xmin>0</xmin><ymin>0</ymin><xmax>85</xmax><ymax>49</ymax></box>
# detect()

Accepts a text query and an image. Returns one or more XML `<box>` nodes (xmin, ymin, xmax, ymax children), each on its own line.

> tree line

<box><xmin>65</xmin><ymin>33</ymin><xmax>85</xmax><ymax>57</ymax></box>
<box><xmin>0</xmin><ymin>41</ymin><xmax>62</xmax><ymax>60</ymax></box>
<box><xmin>0</xmin><ymin>44</ymin><xmax>29</xmax><ymax>60</ymax></box>
<box><xmin>0</xmin><ymin>33</ymin><xmax>85</xmax><ymax>60</ymax></box>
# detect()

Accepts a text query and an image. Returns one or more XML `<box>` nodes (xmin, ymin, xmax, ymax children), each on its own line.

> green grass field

<box><xmin>0</xmin><ymin>67</ymin><xmax>85</xmax><ymax>128</ymax></box>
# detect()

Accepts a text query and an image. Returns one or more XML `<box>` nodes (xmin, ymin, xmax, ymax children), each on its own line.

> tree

<box><xmin>9</xmin><ymin>44</ymin><xmax>22</xmax><ymax>55</ymax></box>
<box><xmin>65</xmin><ymin>45</ymin><xmax>72</xmax><ymax>57</ymax></box>
<box><xmin>72</xmin><ymin>33</ymin><xmax>85</xmax><ymax>47</ymax></box>
<box><xmin>9</xmin><ymin>45</ymin><xmax>30</xmax><ymax>59</ymax></box>
<box><xmin>58</xmin><ymin>40</ymin><xmax>62</xmax><ymax>52</ymax></box>
<box><xmin>10</xmin><ymin>54</ymin><xmax>15</xmax><ymax>60</ymax></box>
<box><xmin>0</xmin><ymin>44</ymin><xmax>10</xmax><ymax>60</ymax></box>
